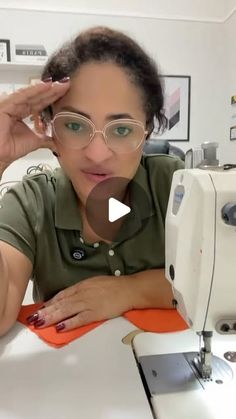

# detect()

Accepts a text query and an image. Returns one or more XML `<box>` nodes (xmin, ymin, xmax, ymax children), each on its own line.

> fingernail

<box><xmin>58</xmin><ymin>76</ymin><xmax>70</xmax><ymax>83</ymax></box>
<box><xmin>34</xmin><ymin>319</ymin><xmax>46</xmax><ymax>328</ymax></box>
<box><xmin>42</xmin><ymin>76</ymin><xmax>52</xmax><ymax>83</ymax></box>
<box><xmin>56</xmin><ymin>323</ymin><xmax>66</xmax><ymax>332</ymax></box>
<box><xmin>26</xmin><ymin>313</ymin><xmax>39</xmax><ymax>324</ymax></box>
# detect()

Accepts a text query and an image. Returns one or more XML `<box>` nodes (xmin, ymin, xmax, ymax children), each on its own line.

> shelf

<box><xmin>0</xmin><ymin>62</ymin><xmax>44</xmax><ymax>71</ymax></box>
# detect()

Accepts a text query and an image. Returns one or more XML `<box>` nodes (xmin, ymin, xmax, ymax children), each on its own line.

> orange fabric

<box><xmin>124</xmin><ymin>309</ymin><xmax>188</xmax><ymax>332</ymax></box>
<box><xmin>17</xmin><ymin>304</ymin><xmax>104</xmax><ymax>348</ymax></box>
<box><xmin>17</xmin><ymin>304</ymin><xmax>188</xmax><ymax>348</ymax></box>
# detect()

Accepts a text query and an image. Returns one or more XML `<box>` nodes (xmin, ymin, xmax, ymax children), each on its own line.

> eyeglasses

<box><xmin>51</xmin><ymin>112</ymin><xmax>148</xmax><ymax>153</ymax></box>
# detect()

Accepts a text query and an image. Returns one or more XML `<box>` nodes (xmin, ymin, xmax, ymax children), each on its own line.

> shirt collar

<box><xmin>54</xmin><ymin>159</ymin><xmax>156</xmax><ymax>232</ymax></box>
<box><xmin>55</xmin><ymin>169</ymin><xmax>82</xmax><ymax>230</ymax></box>
<box><xmin>131</xmin><ymin>157</ymin><xmax>156</xmax><ymax>219</ymax></box>
<box><xmin>115</xmin><ymin>159</ymin><xmax>156</xmax><ymax>241</ymax></box>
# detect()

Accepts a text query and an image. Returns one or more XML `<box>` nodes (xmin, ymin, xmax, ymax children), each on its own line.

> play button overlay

<box><xmin>108</xmin><ymin>197</ymin><xmax>131</xmax><ymax>222</ymax></box>
<box><xmin>86</xmin><ymin>176</ymin><xmax>152</xmax><ymax>242</ymax></box>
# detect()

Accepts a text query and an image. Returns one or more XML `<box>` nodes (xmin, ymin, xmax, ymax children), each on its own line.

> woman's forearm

<box><xmin>0</xmin><ymin>163</ymin><xmax>9</xmax><ymax>180</ymax></box>
<box><xmin>125</xmin><ymin>268</ymin><xmax>174</xmax><ymax>310</ymax></box>
<box><xmin>0</xmin><ymin>249</ymin><xmax>9</xmax><ymax>321</ymax></box>
<box><xmin>0</xmin><ymin>166</ymin><xmax>9</xmax><ymax>320</ymax></box>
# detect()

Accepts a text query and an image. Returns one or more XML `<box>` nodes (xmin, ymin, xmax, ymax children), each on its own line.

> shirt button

<box><xmin>93</xmin><ymin>242</ymin><xmax>99</xmax><ymax>248</ymax></box>
<box><xmin>109</xmin><ymin>249</ymin><xmax>114</xmax><ymax>256</ymax></box>
<box><xmin>114</xmin><ymin>269</ymin><xmax>121</xmax><ymax>276</ymax></box>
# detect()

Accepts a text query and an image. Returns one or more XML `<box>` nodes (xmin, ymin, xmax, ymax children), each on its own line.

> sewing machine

<box><xmin>132</xmin><ymin>143</ymin><xmax>236</xmax><ymax>419</ymax></box>
<box><xmin>1</xmin><ymin>142</ymin><xmax>236</xmax><ymax>419</ymax></box>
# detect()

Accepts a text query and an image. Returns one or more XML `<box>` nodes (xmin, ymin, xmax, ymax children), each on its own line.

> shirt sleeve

<box><xmin>146</xmin><ymin>154</ymin><xmax>184</xmax><ymax>222</ymax></box>
<box><xmin>0</xmin><ymin>180</ymin><xmax>37</xmax><ymax>265</ymax></box>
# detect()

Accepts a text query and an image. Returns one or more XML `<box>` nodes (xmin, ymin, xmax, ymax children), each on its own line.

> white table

<box><xmin>0</xmin><ymin>317</ymin><xmax>153</xmax><ymax>419</ymax></box>
<box><xmin>133</xmin><ymin>329</ymin><xmax>236</xmax><ymax>419</ymax></box>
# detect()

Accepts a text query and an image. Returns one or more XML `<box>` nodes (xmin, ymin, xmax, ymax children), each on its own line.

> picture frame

<box><xmin>0</xmin><ymin>39</ymin><xmax>11</xmax><ymax>63</ymax></box>
<box><xmin>152</xmin><ymin>75</ymin><xmax>191</xmax><ymax>142</ymax></box>
<box><xmin>231</xmin><ymin>95</ymin><xmax>236</xmax><ymax>105</ymax></box>
<box><xmin>230</xmin><ymin>94</ymin><xmax>236</xmax><ymax>141</ymax></box>
<box><xmin>230</xmin><ymin>126</ymin><xmax>236</xmax><ymax>141</ymax></box>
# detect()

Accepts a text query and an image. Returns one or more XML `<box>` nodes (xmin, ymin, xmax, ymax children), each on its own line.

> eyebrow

<box><xmin>60</xmin><ymin>106</ymin><xmax>135</xmax><ymax>121</ymax></box>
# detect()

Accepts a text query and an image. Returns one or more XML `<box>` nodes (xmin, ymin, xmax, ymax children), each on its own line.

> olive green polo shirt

<box><xmin>0</xmin><ymin>155</ymin><xmax>183</xmax><ymax>302</ymax></box>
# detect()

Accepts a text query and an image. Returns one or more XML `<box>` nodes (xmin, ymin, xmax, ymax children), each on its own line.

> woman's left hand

<box><xmin>27</xmin><ymin>275</ymin><xmax>134</xmax><ymax>332</ymax></box>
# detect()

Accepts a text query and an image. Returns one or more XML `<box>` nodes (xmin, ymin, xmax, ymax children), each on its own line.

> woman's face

<box><xmin>52</xmin><ymin>62</ymin><xmax>148</xmax><ymax>203</ymax></box>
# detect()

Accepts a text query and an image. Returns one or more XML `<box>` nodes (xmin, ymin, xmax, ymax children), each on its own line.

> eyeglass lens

<box><xmin>53</xmin><ymin>114</ymin><xmax>145</xmax><ymax>152</ymax></box>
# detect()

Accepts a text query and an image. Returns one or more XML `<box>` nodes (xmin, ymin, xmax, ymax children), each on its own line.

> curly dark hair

<box><xmin>41</xmin><ymin>26</ymin><xmax>166</xmax><ymax>136</ymax></box>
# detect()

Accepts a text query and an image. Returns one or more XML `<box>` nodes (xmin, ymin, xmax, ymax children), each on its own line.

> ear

<box><xmin>32</xmin><ymin>113</ymin><xmax>46</xmax><ymax>135</ymax></box>
<box><xmin>50</xmin><ymin>138</ymin><xmax>61</xmax><ymax>158</ymax></box>
<box><xmin>52</xmin><ymin>151</ymin><xmax>60</xmax><ymax>158</ymax></box>
<box><xmin>145</xmin><ymin>120</ymin><xmax>154</xmax><ymax>141</ymax></box>
<box><xmin>42</xmin><ymin>132</ymin><xmax>60</xmax><ymax>157</ymax></box>
<box><xmin>51</xmin><ymin>141</ymin><xmax>61</xmax><ymax>158</ymax></box>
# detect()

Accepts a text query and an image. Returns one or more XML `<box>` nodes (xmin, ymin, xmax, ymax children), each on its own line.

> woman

<box><xmin>0</xmin><ymin>26</ymin><xmax>183</xmax><ymax>336</ymax></box>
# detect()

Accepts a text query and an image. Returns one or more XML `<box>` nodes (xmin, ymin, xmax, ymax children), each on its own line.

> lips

<box><xmin>81</xmin><ymin>169</ymin><xmax>113</xmax><ymax>183</ymax></box>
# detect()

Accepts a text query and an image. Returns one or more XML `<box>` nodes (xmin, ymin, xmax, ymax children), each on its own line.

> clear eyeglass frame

<box><xmin>51</xmin><ymin>111</ymin><xmax>149</xmax><ymax>153</ymax></box>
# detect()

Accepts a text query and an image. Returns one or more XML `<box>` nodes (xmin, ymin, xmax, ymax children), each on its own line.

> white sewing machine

<box><xmin>132</xmin><ymin>143</ymin><xmax>236</xmax><ymax>419</ymax></box>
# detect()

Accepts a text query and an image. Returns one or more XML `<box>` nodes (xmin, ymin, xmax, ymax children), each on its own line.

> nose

<box><xmin>83</xmin><ymin>130</ymin><xmax>113</xmax><ymax>163</ymax></box>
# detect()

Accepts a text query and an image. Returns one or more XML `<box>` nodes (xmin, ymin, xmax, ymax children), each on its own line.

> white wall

<box><xmin>224</xmin><ymin>11</ymin><xmax>236</xmax><ymax>162</ymax></box>
<box><xmin>0</xmin><ymin>0</ymin><xmax>234</xmax><ymax>22</ymax></box>
<box><xmin>0</xmin><ymin>3</ymin><xmax>235</xmax><ymax>180</ymax></box>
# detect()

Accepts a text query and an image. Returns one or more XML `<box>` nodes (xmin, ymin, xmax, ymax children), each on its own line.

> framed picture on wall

<box><xmin>152</xmin><ymin>75</ymin><xmax>191</xmax><ymax>142</ymax></box>
<box><xmin>230</xmin><ymin>94</ymin><xmax>236</xmax><ymax>140</ymax></box>
<box><xmin>0</xmin><ymin>39</ymin><xmax>11</xmax><ymax>62</ymax></box>
<box><xmin>230</xmin><ymin>126</ymin><xmax>236</xmax><ymax>141</ymax></box>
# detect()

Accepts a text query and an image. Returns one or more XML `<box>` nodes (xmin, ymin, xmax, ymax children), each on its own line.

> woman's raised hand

<box><xmin>0</xmin><ymin>79</ymin><xmax>70</xmax><ymax>167</ymax></box>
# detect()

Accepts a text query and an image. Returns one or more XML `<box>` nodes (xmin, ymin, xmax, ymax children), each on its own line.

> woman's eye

<box><xmin>65</xmin><ymin>122</ymin><xmax>82</xmax><ymax>132</ymax></box>
<box><xmin>114</xmin><ymin>126</ymin><xmax>132</xmax><ymax>136</ymax></box>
